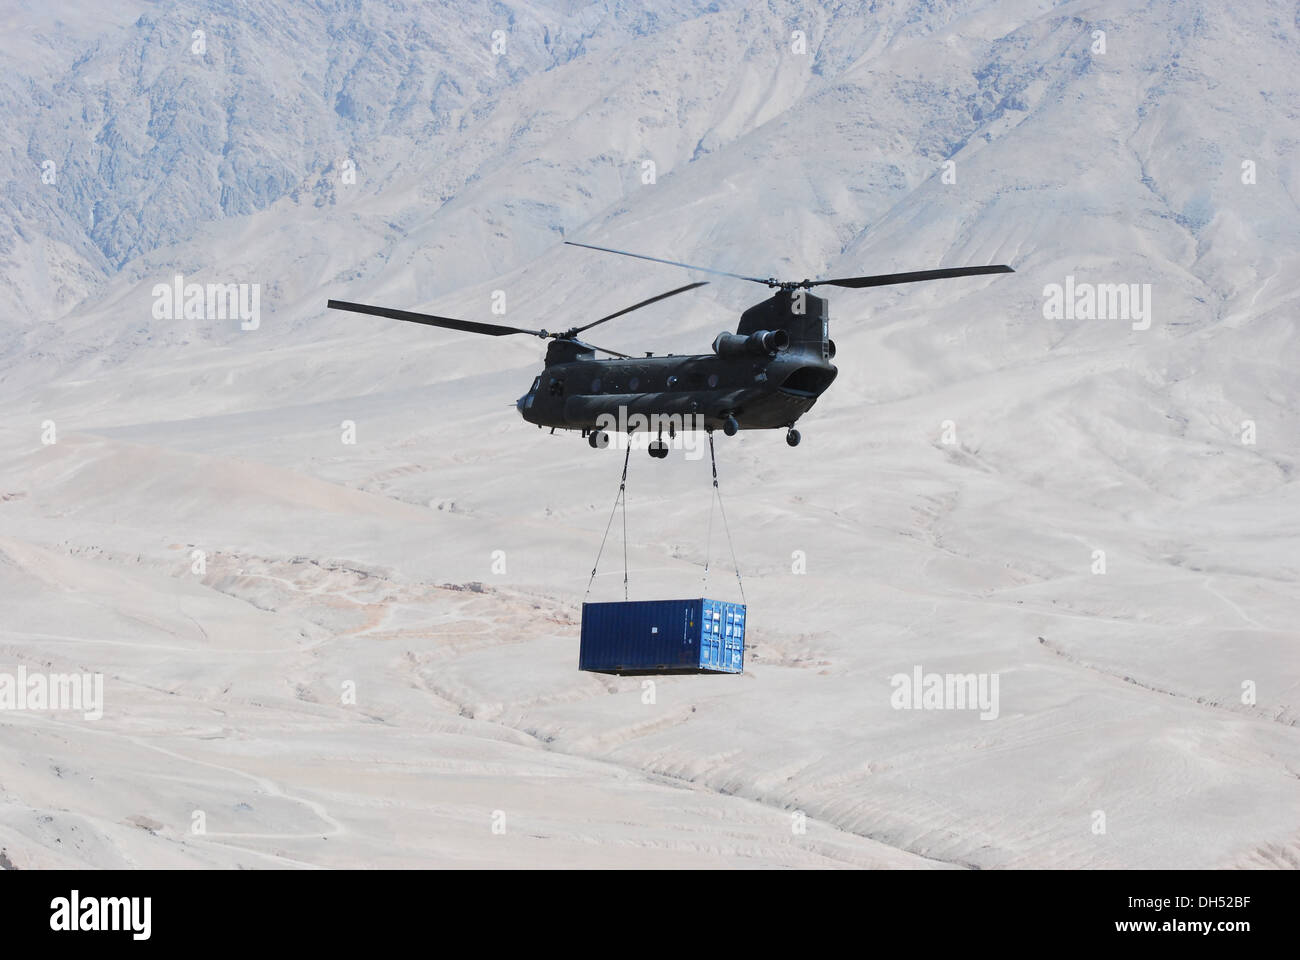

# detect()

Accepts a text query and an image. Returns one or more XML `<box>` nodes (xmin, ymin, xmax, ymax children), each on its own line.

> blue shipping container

<box><xmin>579</xmin><ymin>598</ymin><xmax>747</xmax><ymax>675</ymax></box>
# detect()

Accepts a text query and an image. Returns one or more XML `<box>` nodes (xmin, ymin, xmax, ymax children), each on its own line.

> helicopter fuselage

<box><xmin>518</xmin><ymin>348</ymin><xmax>837</xmax><ymax>433</ymax></box>
<box><xmin>516</xmin><ymin>289</ymin><xmax>838</xmax><ymax>435</ymax></box>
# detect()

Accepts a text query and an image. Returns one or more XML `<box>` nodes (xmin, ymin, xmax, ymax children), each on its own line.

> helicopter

<box><xmin>326</xmin><ymin>241</ymin><xmax>1013</xmax><ymax>456</ymax></box>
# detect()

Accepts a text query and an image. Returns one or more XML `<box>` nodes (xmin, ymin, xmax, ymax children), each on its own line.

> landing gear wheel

<box><xmin>589</xmin><ymin>431</ymin><xmax>609</xmax><ymax>449</ymax></box>
<box><xmin>786</xmin><ymin>428</ymin><xmax>801</xmax><ymax>447</ymax></box>
<box><xmin>648</xmin><ymin>439</ymin><xmax>668</xmax><ymax>459</ymax></box>
<box><xmin>722</xmin><ymin>416</ymin><xmax>739</xmax><ymax>437</ymax></box>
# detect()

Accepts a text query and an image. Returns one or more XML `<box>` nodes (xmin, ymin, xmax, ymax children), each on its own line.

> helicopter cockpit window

<box><xmin>531</xmin><ymin>377</ymin><xmax>541</xmax><ymax>392</ymax></box>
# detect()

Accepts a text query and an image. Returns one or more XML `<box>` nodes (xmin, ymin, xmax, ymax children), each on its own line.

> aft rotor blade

<box><xmin>326</xmin><ymin>299</ymin><xmax>546</xmax><ymax>338</ymax></box>
<box><xmin>565</xmin><ymin>241</ymin><xmax>772</xmax><ymax>285</ymax></box>
<box><xmin>813</xmin><ymin>264</ymin><xmax>1014</xmax><ymax>289</ymax></box>
<box><xmin>572</xmin><ymin>281</ymin><xmax>708</xmax><ymax>335</ymax></box>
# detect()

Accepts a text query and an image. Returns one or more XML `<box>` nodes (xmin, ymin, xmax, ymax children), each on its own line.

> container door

<box><xmin>698</xmin><ymin>601</ymin><xmax>712</xmax><ymax>667</ymax></box>
<box><xmin>706</xmin><ymin>605</ymin><xmax>724</xmax><ymax>668</ymax></box>
<box><xmin>730</xmin><ymin>606</ymin><xmax>745</xmax><ymax>669</ymax></box>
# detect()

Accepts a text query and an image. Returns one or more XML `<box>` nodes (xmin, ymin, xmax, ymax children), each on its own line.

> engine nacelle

<box><xmin>712</xmin><ymin>329</ymin><xmax>790</xmax><ymax>358</ymax></box>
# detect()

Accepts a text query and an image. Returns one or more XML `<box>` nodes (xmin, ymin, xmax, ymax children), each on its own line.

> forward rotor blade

<box><xmin>572</xmin><ymin>281</ymin><xmax>708</xmax><ymax>335</ymax></box>
<box><xmin>326</xmin><ymin>299</ymin><xmax>546</xmax><ymax>338</ymax></box>
<box><xmin>813</xmin><ymin>264</ymin><xmax>1014</xmax><ymax>289</ymax></box>
<box><xmin>565</xmin><ymin>241</ymin><xmax>771</xmax><ymax>285</ymax></box>
<box><xmin>572</xmin><ymin>338</ymin><xmax>635</xmax><ymax>358</ymax></box>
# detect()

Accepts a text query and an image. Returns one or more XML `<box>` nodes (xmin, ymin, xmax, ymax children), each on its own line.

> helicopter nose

<box><xmin>515</xmin><ymin>395</ymin><xmax>526</xmax><ymax>412</ymax></box>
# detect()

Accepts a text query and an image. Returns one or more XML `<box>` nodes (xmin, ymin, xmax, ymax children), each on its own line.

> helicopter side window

<box><xmin>667</xmin><ymin>375</ymin><xmax>678</xmax><ymax>389</ymax></box>
<box><xmin>707</xmin><ymin>373</ymin><xmax>719</xmax><ymax>388</ymax></box>
<box><xmin>628</xmin><ymin>377</ymin><xmax>639</xmax><ymax>392</ymax></box>
<box><xmin>591</xmin><ymin>378</ymin><xmax>601</xmax><ymax>393</ymax></box>
<box><xmin>549</xmin><ymin>377</ymin><xmax>564</xmax><ymax>396</ymax></box>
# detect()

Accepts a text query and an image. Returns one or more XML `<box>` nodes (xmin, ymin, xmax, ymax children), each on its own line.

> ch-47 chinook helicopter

<box><xmin>326</xmin><ymin>241</ymin><xmax>1013</xmax><ymax>456</ymax></box>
